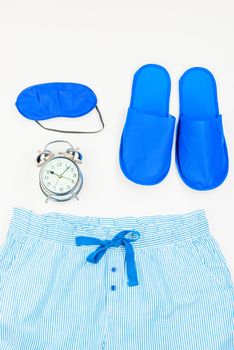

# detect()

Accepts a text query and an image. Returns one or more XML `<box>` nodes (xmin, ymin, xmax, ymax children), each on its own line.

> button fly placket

<box><xmin>111</xmin><ymin>285</ymin><xmax>116</xmax><ymax>291</ymax></box>
<box><xmin>107</xmin><ymin>253</ymin><xmax>120</xmax><ymax>293</ymax></box>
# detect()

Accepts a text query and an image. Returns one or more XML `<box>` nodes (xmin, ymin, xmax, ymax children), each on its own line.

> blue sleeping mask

<box><xmin>15</xmin><ymin>82</ymin><xmax>104</xmax><ymax>134</ymax></box>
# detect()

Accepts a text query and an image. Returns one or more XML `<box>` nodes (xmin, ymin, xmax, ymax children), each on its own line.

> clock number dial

<box><xmin>41</xmin><ymin>158</ymin><xmax>79</xmax><ymax>194</ymax></box>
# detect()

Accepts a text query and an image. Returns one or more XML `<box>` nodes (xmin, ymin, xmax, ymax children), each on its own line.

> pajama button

<box><xmin>111</xmin><ymin>285</ymin><xmax>116</xmax><ymax>291</ymax></box>
<box><xmin>111</xmin><ymin>267</ymin><xmax>116</xmax><ymax>272</ymax></box>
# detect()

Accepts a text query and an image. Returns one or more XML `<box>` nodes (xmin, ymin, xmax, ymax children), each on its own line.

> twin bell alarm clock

<box><xmin>36</xmin><ymin>140</ymin><xmax>83</xmax><ymax>202</ymax></box>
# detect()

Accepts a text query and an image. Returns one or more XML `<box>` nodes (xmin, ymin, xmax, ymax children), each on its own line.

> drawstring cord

<box><xmin>76</xmin><ymin>230</ymin><xmax>140</xmax><ymax>287</ymax></box>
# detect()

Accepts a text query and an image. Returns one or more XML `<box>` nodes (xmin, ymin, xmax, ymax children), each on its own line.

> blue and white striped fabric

<box><xmin>0</xmin><ymin>207</ymin><xmax>233</xmax><ymax>349</ymax></box>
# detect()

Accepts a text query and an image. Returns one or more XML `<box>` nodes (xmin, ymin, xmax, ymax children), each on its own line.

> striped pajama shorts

<box><xmin>0</xmin><ymin>208</ymin><xmax>233</xmax><ymax>350</ymax></box>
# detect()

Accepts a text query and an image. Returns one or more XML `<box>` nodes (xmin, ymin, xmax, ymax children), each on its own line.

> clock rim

<box><xmin>39</xmin><ymin>156</ymin><xmax>81</xmax><ymax>197</ymax></box>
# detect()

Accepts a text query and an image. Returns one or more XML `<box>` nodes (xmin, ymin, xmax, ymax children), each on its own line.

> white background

<box><xmin>0</xmin><ymin>0</ymin><xmax>233</xmax><ymax>275</ymax></box>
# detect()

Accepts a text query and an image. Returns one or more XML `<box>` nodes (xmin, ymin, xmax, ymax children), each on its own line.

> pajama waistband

<box><xmin>9</xmin><ymin>208</ymin><xmax>210</xmax><ymax>250</ymax></box>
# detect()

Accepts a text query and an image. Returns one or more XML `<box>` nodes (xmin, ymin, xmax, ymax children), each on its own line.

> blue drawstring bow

<box><xmin>75</xmin><ymin>230</ymin><xmax>140</xmax><ymax>287</ymax></box>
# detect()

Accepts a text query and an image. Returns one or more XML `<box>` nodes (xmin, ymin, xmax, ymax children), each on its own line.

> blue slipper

<box><xmin>176</xmin><ymin>67</ymin><xmax>229</xmax><ymax>190</ymax></box>
<box><xmin>119</xmin><ymin>64</ymin><xmax>176</xmax><ymax>185</ymax></box>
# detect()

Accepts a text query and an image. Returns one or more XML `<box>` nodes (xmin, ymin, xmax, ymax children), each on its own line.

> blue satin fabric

<box><xmin>15</xmin><ymin>82</ymin><xmax>97</xmax><ymax>120</ymax></box>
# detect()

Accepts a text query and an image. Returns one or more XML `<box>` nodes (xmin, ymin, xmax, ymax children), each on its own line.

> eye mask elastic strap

<box><xmin>35</xmin><ymin>106</ymin><xmax>104</xmax><ymax>134</ymax></box>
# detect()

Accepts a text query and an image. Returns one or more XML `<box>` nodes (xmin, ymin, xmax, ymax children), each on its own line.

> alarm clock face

<box><xmin>40</xmin><ymin>156</ymin><xmax>79</xmax><ymax>195</ymax></box>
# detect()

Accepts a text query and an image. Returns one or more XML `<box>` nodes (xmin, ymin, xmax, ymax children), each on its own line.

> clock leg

<box><xmin>45</xmin><ymin>195</ymin><xmax>52</xmax><ymax>203</ymax></box>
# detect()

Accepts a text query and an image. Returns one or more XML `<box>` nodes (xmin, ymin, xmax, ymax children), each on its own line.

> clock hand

<box><xmin>53</xmin><ymin>177</ymin><xmax>60</xmax><ymax>189</ymax></box>
<box><xmin>61</xmin><ymin>176</ymin><xmax>74</xmax><ymax>181</ymax></box>
<box><xmin>49</xmin><ymin>170</ymin><xmax>59</xmax><ymax>177</ymax></box>
<box><xmin>60</xmin><ymin>165</ymin><xmax>71</xmax><ymax>177</ymax></box>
